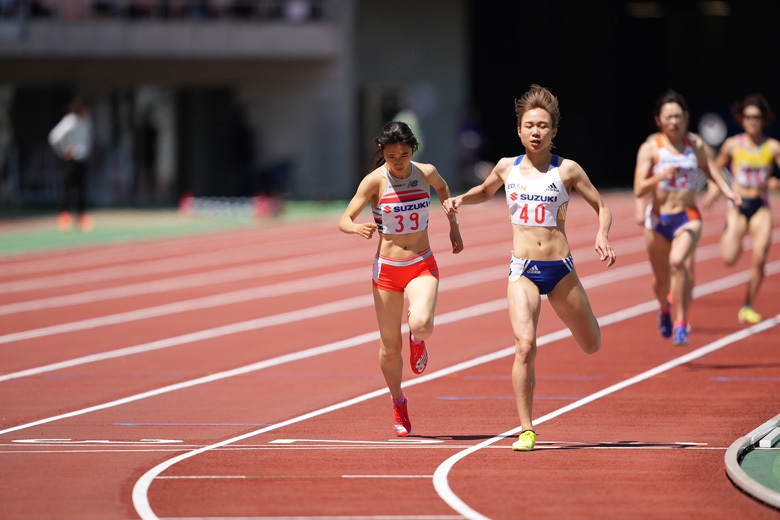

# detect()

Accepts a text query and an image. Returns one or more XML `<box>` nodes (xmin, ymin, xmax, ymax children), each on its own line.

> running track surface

<box><xmin>1</xmin><ymin>191</ymin><xmax>779</xmax><ymax>520</ymax></box>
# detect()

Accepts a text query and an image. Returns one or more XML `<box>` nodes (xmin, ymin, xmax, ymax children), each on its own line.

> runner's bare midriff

<box><xmin>378</xmin><ymin>230</ymin><xmax>431</xmax><ymax>258</ymax></box>
<box><xmin>511</xmin><ymin>223</ymin><xmax>570</xmax><ymax>260</ymax></box>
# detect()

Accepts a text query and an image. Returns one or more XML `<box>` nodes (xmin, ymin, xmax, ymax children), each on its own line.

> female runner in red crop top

<box><xmin>339</xmin><ymin>121</ymin><xmax>463</xmax><ymax>437</ymax></box>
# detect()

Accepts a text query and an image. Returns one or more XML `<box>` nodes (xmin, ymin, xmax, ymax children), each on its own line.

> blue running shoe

<box><xmin>658</xmin><ymin>309</ymin><xmax>672</xmax><ymax>338</ymax></box>
<box><xmin>673</xmin><ymin>324</ymin><xmax>690</xmax><ymax>346</ymax></box>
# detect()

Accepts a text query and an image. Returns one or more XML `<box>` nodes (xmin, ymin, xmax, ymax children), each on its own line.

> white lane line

<box><xmin>0</xmin><ymin>221</ymin><xmax>322</xmax><ymax>276</ymax></box>
<box><xmin>155</xmin><ymin>475</ymin><xmax>436</xmax><ymax>480</ymax></box>
<box><xmin>0</xmin><ymin>214</ymin><xmax>508</xmax><ymax>294</ymax></box>
<box><xmin>431</xmin><ymin>314</ymin><xmax>780</xmax><ymax>520</ymax></box>
<box><xmin>0</xmin><ymin>300</ymin><xmax>501</xmax><ymax>434</ymax></box>
<box><xmin>0</xmin><ymin>272</ymin><xmax>501</xmax><ymax>382</ymax></box>
<box><xmin>0</xmin><ymin>449</ymin><xmax>195</xmax><ymax>454</ymax></box>
<box><xmin>0</xmin><ymin>234</ymin><xmax>506</xmax><ymax>317</ymax></box>
<box><xmin>0</xmin><ymin>218</ymin><xmax>381</xmax><ymax>291</ymax></box>
<box><xmin>0</xmin><ymin>242</ymin><xmax>278</xmax><ymax>294</ymax></box>
<box><xmin>4</xmin><ymin>243</ymin><xmax>765</xmax><ymax>384</ymax></box>
<box><xmin>128</xmin><ymin>266</ymin><xmax>777</xmax><ymax>520</ymax></box>
<box><xmin>0</xmin><ymin>227</ymin><xmax>740</xmax><ymax>345</ymax></box>
<box><xmin>0</xmin><ymin>220</ymin><xmax>623</xmax><ymax>337</ymax></box>
<box><xmin>0</xmin><ymin>280</ymin><xmax>374</xmax><ymax>345</ymax></box>
<box><xmin>156</xmin><ymin>475</ymin><xmax>249</xmax><ymax>479</ymax></box>
<box><xmin>3</xmin><ymin>259</ymin><xmax>777</xmax><ymax>433</ymax></box>
<box><xmin>0</xmin><ymin>233</ymin><xmax>245</xmax><ymax>276</ymax></box>
<box><xmin>0</xmin><ymin>258</ymin><xmax>364</xmax><ymax>317</ymax></box>
<box><xmin>0</xmin><ymin>294</ymin><xmax>370</xmax><ymax>382</ymax></box>
<box><xmin>0</xmin><ymin>249</ymin><xmax>506</xmax><ymax>344</ymax></box>
<box><xmin>0</xmin><ymin>446</ymin><xmax>492</xmax><ymax>455</ymax></box>
<box><xmin>268</xmin><ymin>438</ymin><xmax>442</xmax><ymax>445</ymax></box>
<box><xmin>1</xmin><ymin>444</ymin><xmax>725</xmax><ymax>456</ymax></box>
<box><xmin>157</xmin><ymin>516</ymin><xmax>465</xmax><ymax>520</ymax></box>
<box><xmin>341</xmin><ymin>475</ymin><xmax>434</xmax><ymax>479</ymax></box>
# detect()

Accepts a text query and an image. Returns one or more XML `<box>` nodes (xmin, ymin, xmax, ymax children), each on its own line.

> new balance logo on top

<box><xmin>525</xmin><ymin>265</ymin><xmax>541</xmax><ymax>275</ymax></box>
<box><xmin>546</xmin><ymin>183</ymin><xmax>559</xmax><ymax>192</ymax></box>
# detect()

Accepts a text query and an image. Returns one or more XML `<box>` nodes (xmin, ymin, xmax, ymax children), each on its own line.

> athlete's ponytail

<box><xmin>371</xmin><ymin>121</ymin><xmax>420</xmax><ymax>170</ymax></box>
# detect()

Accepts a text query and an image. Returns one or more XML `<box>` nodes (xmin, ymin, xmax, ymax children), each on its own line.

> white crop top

<box><xmin>505</xmin><ymin>155</ymin><xmax>569</xmax><ymax>227</ymax></box>
<box><xmin>653</xmin><ymin>135</ymin><xmax>698</xmax><ymax>192</ymax></box>
<box><xmin>372</xmin><ymin>163</ymin><xmax>431</xmax><ymax>235</ymax></box>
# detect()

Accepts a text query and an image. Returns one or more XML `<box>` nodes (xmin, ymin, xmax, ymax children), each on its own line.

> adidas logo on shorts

<box><xmin>546</xmin><ymin>183</ymin><xmax>559</xmax><ymax>192</ymax></box>
<box><xmin>525</xmin><ymin>265</ymin><xmax>541</xmax><ymax>274</ymax></box>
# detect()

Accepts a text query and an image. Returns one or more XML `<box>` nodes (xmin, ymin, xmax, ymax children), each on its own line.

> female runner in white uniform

<box><xmin>634</xmin><ymin>89</ymin><xmax>739</xmax><ymax>346</ymax></box>
<box><xmin>444</xmin><ymin>85</ymin><xmax>616</xmax><ymax>451</ymax></box>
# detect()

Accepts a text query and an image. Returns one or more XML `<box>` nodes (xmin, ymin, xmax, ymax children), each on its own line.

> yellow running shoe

<box><xmin>738</xmin><ymin>306</ymin><xmax>762</xmax><ymax>324</ymax></box>
<box><xmin>512</xmin><ymin>430</ymin><xmax>537</xmax><ymax>451</ymax></box>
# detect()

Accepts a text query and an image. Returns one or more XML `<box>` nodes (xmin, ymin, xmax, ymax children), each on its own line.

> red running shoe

<box><xmin>393</xmin><ymin>398</ymin><xmax>412</xmax><ymax>437</ymax></box>
<box><xmin>409</xmin><ymin>332</ymin><xmax>429</xmax><ymax>374</ymax></box>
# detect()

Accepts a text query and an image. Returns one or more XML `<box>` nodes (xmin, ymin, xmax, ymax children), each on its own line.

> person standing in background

<box><xmin>48</xmin><ymin>97</ymin><xmax>94</xmax><ymax>232</ymax></box>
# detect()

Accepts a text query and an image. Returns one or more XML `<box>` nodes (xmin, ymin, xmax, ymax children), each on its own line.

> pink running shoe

<box><xmin>393</xmin><ymin>398</ymin><xmax>412</xmax><ymax>437</ymax></box>
<box><xmin>409</xmin><ymin>332</ymin><xmax>429</xmax><ymax>374</ymax></box>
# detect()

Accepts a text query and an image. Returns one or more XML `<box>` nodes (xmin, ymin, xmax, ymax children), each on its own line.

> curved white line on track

<box><xmin>132</xmin><ymin>387</ymin><xmax>390</xmax><ymax>519</ymax></box>
<box><xmin>129</xmin><ymin>266</ymin><xmax>779</xmax><ymax>519</ymax></box>
<box><xmin>432</xmin><ymin>314</ymin><xmax>780</xmax><ymax>520</ymax></box>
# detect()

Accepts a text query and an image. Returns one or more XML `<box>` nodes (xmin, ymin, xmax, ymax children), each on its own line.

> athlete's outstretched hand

<box><xmin>595</xmin><ymin>232</ymin><xmax>616</xmax><ymax>268</ymax></box>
